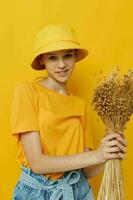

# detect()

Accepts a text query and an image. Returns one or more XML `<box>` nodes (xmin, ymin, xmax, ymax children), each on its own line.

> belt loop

<box><xmin>20</xmin><ymin>165</ymin><xmax>31</xmax><ymax>175</ymax></box>
<box><xmin>27</xmin><ymin>167</ymin><xmax>31</xmax><ymax>175</ymax></box>
<box><xmin>34</xmin><ymin>187</ymin><xmax>42</xmax><ymax>199</ymax></box>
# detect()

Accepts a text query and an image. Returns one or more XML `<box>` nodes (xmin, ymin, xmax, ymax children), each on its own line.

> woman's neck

<box><xmin>40</xmin><ymin>76</ymin><xmax>69</xmax><ymax>95</ymax></box>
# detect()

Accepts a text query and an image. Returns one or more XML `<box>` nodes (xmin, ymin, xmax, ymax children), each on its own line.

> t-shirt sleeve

<box><xmin>84</xmin><ymin>101</ymin><xmax>95</xmax><ymax>150</ymax></box>
<box><xmin>10</xmin><ymin>82</ymin><xmax>40</xmax><ymax>141</ymax></box>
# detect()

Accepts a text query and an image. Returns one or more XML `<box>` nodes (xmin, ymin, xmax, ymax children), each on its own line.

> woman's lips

<box><xmin>55</xmin><ymin>69</ymin><xmax>69</xmax><ymax>76</ymax></box>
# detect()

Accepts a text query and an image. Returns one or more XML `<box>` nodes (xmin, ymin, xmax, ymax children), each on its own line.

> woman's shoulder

<box><xmin>13</xmin><ymin>80</ymin><xmax>36</xmax><ymax>95</ymax></box>
<box><xmin>71</xmin><ymin>93</ymin><xmax>86</xmax><ymax>106</ymax></box>
<box><xmin>14</xmin><ymin>80</ymin><xmax>32</xmax><ymax>87</ymax></box>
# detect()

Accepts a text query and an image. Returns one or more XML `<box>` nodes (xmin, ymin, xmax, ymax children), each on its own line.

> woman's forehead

<box><xmin>45</xmin><ymin>49</ymin><xmax>75</xmax><ymax>55</ymax></box>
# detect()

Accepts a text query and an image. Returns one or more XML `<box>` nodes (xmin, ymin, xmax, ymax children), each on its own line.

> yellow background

<box><xmin>0</xmin><ymin>0</ymin><xmax>132</xmax><ymax>199</ymax></box>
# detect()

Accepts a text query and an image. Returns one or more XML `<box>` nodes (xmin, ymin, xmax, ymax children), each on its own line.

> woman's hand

<box><xmin>95</xmin><ymin>132</ymin><xmax>128</xmax><ymax>165</ymax></box>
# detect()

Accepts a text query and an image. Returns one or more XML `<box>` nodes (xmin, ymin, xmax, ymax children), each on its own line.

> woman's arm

<box><xmin>83</xmin><ymin>147</ymin><xmax>105</xmax><ymax>179</ymax></box>
<box><xmin>20</xmin><ymin>131</ymin><xmax>127</xmax><ymax>175</ymax></box>
<box><xmin>20</xmin><ymin>131</ymin><xmax>100</xmax><ymax>174</ymax></box>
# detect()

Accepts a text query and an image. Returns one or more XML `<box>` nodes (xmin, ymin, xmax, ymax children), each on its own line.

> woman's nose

<box><xmin>58</xmin><ymin>58</ymin><xmax>66</xmax><ymax>68</ymax></box>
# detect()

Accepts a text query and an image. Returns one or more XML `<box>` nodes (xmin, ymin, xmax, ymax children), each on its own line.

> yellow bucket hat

<box><xmin>31</xmin><ymin>24</ymin><xmax>89</xmax><ymax>70</ymax></box>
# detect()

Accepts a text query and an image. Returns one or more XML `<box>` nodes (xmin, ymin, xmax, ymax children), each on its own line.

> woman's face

<box><xmin>40</xmin><ymin>49</ymin><xmax>77</xmax><ymax>83</ymax></box>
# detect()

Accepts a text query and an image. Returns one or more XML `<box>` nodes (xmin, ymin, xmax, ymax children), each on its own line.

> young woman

<box><xmin>10</xmin><ymin>24</ymin><xmax>127</xmax><ymax>200</ymax></box>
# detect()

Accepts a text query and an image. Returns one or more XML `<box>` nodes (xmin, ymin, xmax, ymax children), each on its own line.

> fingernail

<box><xmin>119</xmin><ymin>131</ymin><xmax>123</xmax><ymax>135</ymax></box>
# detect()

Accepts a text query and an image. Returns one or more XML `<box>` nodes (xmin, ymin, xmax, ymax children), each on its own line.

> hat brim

<box><xmin>30</xmin><ymin>40</ymin><xmax>89</xmax><ymax>70</ymax></box>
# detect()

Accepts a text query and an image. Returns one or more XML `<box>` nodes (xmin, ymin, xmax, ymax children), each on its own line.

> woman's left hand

<box><xmin>115</xmin><ymin>131</ymin><xmax>128</xmax><ymax>160</ymax></box>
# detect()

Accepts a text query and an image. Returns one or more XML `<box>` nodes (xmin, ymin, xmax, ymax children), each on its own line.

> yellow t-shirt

<box><xmin>10</xmin><ymin>79</ymin><xmax>94</xmax><ymax>180</ymax></box>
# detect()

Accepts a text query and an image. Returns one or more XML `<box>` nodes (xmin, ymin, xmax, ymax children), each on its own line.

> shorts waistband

<box><xmin>19</xmin><ymin>165</ymin><xmax>82</xmax><ymax>200</ymax></box>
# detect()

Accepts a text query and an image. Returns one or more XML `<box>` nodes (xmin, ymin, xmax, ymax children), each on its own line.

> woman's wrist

<box><xmin>86</xmin><ymin>150</ymin><xmax>103</xmax><ymax>166</ymax></box>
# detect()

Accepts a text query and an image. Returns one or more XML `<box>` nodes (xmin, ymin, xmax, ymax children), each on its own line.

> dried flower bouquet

<box><xmin>92</xmin><ymin>69</ymin><xmax>133</xmax><ymax>200</ymax></box>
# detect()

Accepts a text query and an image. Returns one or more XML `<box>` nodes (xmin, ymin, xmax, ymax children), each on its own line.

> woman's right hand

<box><xmin>95</xmin><ymin>132</ymin><xmax>127</xmax><ymax>165</ymax></box>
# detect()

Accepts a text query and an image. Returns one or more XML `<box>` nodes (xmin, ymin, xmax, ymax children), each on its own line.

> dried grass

<box><xmin>91</xmin><ymin>69</ymin><xmax>133</xmax><ymax>200</ymax></box>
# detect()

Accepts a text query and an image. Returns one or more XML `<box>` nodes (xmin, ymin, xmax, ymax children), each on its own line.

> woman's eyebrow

<box><xmin>65</xmin><ymin>50</ymin><xmax>74</xmax><ymax>53</ymax></box>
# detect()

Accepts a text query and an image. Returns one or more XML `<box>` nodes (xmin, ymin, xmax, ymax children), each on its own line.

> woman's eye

<box><xmin>64</xmin><ymin>54</ymin><xmax>73</xmax><ymax>58</ymax></box>
<box><xmin>48</xmin><ymin>56</ymin><xmax>57</xmax><ymax>61</ymax></box>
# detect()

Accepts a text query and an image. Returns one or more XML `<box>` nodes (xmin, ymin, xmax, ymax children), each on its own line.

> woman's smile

<box><xmin>55</xmin><ymin>69</ymin><xmax>69</xmax><ymax>77</ymax></box>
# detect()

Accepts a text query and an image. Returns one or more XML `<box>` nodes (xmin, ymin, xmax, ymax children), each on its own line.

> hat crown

<box><xmin>31</xmin><ymin>24</ymin><xmax>89</xmax><ymax>70</ymax></box>
<box><xmin>35</xmin><ymin>24</ymin><xmax>79</xmax><ymax>51</ymax></box>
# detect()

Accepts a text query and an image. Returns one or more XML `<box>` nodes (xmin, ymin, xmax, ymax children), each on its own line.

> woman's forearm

<box><xmin>83</xmin><ymin>163</ymin><xmax>105</xmax><ymax>179</ymax></box>
<box><xmin>32</xmin><ymin>150</ymin><xmax>99</xmax><ymax>174</ymax></box>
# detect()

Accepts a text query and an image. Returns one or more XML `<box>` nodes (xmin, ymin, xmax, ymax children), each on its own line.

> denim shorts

<box><xmin>12</xmin><ymin>165</ymin><xmax>95</xmax><ymax>200</ymax></box>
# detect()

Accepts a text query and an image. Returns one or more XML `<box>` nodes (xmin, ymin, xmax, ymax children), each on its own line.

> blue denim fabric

<box><xmin>12</xmin><ymin>165</ymin><xmax>95</xmax><ymax>200</ymax></box>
